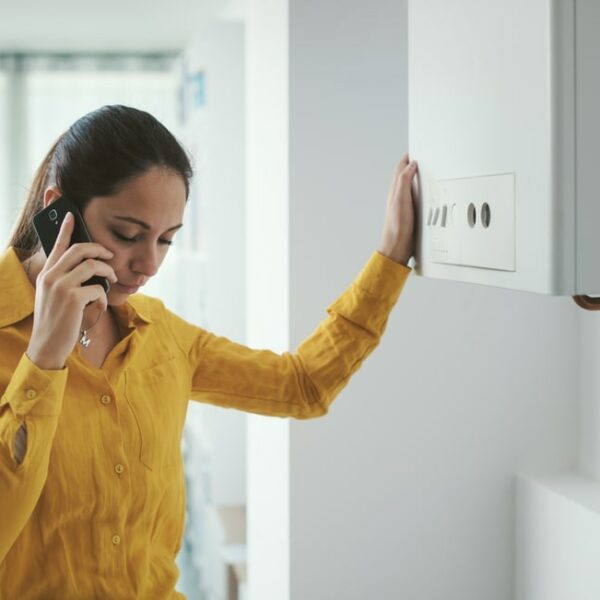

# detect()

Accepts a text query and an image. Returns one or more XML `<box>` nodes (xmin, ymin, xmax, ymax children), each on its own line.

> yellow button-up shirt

<box><xmin>0</xmin><ymin>245</ymin><xmax>410</xmax><ymax>599</ymax></box>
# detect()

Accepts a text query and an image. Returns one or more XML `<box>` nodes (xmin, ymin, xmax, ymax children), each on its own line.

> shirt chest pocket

<box><xmin>124</xmin><ymin>356</ymin><xmax>189</xmax><ymax>472</ymax></box>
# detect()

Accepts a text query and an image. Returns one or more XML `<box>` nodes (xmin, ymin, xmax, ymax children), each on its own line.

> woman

<box><xmin>0</xmin><ymin>105</ymin><xmax>417</xmax><ymax>598</ymax></box>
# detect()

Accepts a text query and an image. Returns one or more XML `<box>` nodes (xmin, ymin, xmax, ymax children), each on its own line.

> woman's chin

<box><xmin>107</xmin><ymin>291</ymin><xmax>130</xmax><ymax>306</ymax></box>
<box><xmin>107</xmin><ymin>281</ymin><xmax>142</xmax><ymax>305</ymax></box>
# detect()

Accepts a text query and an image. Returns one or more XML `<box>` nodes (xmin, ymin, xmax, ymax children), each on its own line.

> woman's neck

<box><xmin>22</xmin><ymin>251</ymin><xmax>44</xmax><ymax>287</ymax></box>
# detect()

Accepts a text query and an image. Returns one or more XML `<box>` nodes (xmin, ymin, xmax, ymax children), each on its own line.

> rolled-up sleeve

<box><xmin>165</xmin><ymin>251</ymin><xmax>411</xmax><ymax>418</ymax></box>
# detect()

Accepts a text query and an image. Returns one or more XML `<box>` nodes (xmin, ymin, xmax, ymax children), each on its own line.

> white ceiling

<box><xmin>0</xmin><ymin>0</ymin><xmax>244</xmax><ymax>53</ymax></box>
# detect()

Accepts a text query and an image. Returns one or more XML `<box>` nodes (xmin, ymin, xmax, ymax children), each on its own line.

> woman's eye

<box><xmin>113</xmin><ymin>232</ymin><xmax>137</xmax><ymax>243</ymax></box>
<box><xmin>112</xmin><ymin>231</ymin><xmax>173</xmax><ymax>246</ymax></box>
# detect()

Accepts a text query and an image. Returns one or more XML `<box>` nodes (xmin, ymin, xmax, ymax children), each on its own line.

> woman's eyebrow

<box><xmin>112</xmin><ymin>215</ymin><xmax>184</xmax><ymax>232</ymax></box>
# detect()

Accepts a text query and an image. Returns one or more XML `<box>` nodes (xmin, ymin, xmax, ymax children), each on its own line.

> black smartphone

<box><xmin>32</xmin><ymin>196</ymin><xmax>110</xmax><ymax>294</ymax></box>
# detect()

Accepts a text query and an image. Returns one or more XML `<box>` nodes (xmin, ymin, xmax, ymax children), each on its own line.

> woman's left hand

<box><xmin>377</xmin><ymin>154</ymin><xmax>418</xmax><ymax>266</ymax></box>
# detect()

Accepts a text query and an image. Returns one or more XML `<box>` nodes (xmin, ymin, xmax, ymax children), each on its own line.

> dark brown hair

<box><xmin>6</xmin><ymin>104</ymin><xmax>193</xmax><ymax>261</ymax></box>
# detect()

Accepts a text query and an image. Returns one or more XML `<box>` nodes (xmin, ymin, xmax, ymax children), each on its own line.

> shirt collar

<box><xmin>0</xmin><ymin>246</ymin><xmax>152</xmax><ymax>329</ymax></box>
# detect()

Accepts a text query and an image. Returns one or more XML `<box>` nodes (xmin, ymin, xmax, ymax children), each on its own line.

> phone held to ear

<box><xmin>32</xmin><ymin>196</ymin><xmax>111</xmax><ymax>294</ymax></box>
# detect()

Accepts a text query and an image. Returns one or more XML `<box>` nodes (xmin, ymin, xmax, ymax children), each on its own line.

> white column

<box><xmin>245</xmin><ymin>1</ymin><xmax>290</xmax><ymax>600</ymax></box>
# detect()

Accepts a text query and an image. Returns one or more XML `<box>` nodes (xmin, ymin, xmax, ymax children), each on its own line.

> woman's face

<box><xmin>61</xmin><ymin>167</ymin><xmax>186</xmax><ymax>305</ymax></box>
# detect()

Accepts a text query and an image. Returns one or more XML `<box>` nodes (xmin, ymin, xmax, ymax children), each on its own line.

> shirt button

<box><xmin>100</xmin><ymin>395</ymin><xmax>112</xmax><ymax>405</ymax></box>
<box><xmin>114</xmin><ymin>464</ymin><xmax>125</xmax><ymax>474</ymax></box>
<box><xmin>112</xmin><ymin>535</ymin><xmax>121</xmax><ymax>545</ymax></box>
<box><xmin>25</xmin><ymin>389</ymin><xmax>37</xmax><ymax>399</ymax></box>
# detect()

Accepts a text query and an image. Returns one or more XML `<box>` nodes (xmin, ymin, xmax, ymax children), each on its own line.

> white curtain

<box><xmin>0</xmin><ymin>69</ymin><xmax>9</xmax><ymax>242</ymax></box>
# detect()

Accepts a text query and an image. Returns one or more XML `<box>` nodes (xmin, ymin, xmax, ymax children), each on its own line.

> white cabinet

<box><xmin>409</xmin><ymin>0</ymin><xmax>600</xmax><ymax>296</ymax></box>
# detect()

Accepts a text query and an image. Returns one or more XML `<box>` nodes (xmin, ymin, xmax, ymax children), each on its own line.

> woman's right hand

<box><xmin>26</xmin><ymin>212</ymin><xmax>118</xmax><ymax>370</ymax></box>
<box><xmin>377</xmin><ymin>154</ymin><xmax>418</xmax><ymax>266</ymax></box>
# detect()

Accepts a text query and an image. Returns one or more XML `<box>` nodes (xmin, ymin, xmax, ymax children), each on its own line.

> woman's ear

<box><xmin>43</xmin><ymin>185</ymin><xmax>61</xmax><ymax>208</ymax></box>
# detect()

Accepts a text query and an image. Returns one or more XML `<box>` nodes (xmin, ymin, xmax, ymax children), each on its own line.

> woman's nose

<box><xmin>132</xmin><ymin>246</ymin><xmax>160</xmax><ymax>278</ymax></box>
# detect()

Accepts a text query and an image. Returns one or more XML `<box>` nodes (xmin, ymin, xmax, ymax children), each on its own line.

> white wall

<box><xmin>513</xmin><ymin>299</ymin><xmax>600</xmax><ymax>600</ymax></box>
<box><xmin>515</xmin><ymin>473</ymin><xmax>600</xmax><ymax>600</ymax></box>
<box><xmin>246</xmin><ymin>1</ymin><xmax>580</xmax><ymax>599</ymax></box>
<box><xmin>579</xmin><ymin>309</ymin><xmax>600</xmax><ymax>479</ymax></box>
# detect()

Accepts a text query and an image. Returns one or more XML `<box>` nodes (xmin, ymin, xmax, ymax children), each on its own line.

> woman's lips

<box><xmin>115</xmin><ymin>282</ymin><xmax>140</xmax><ymax>293</ymax></box>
